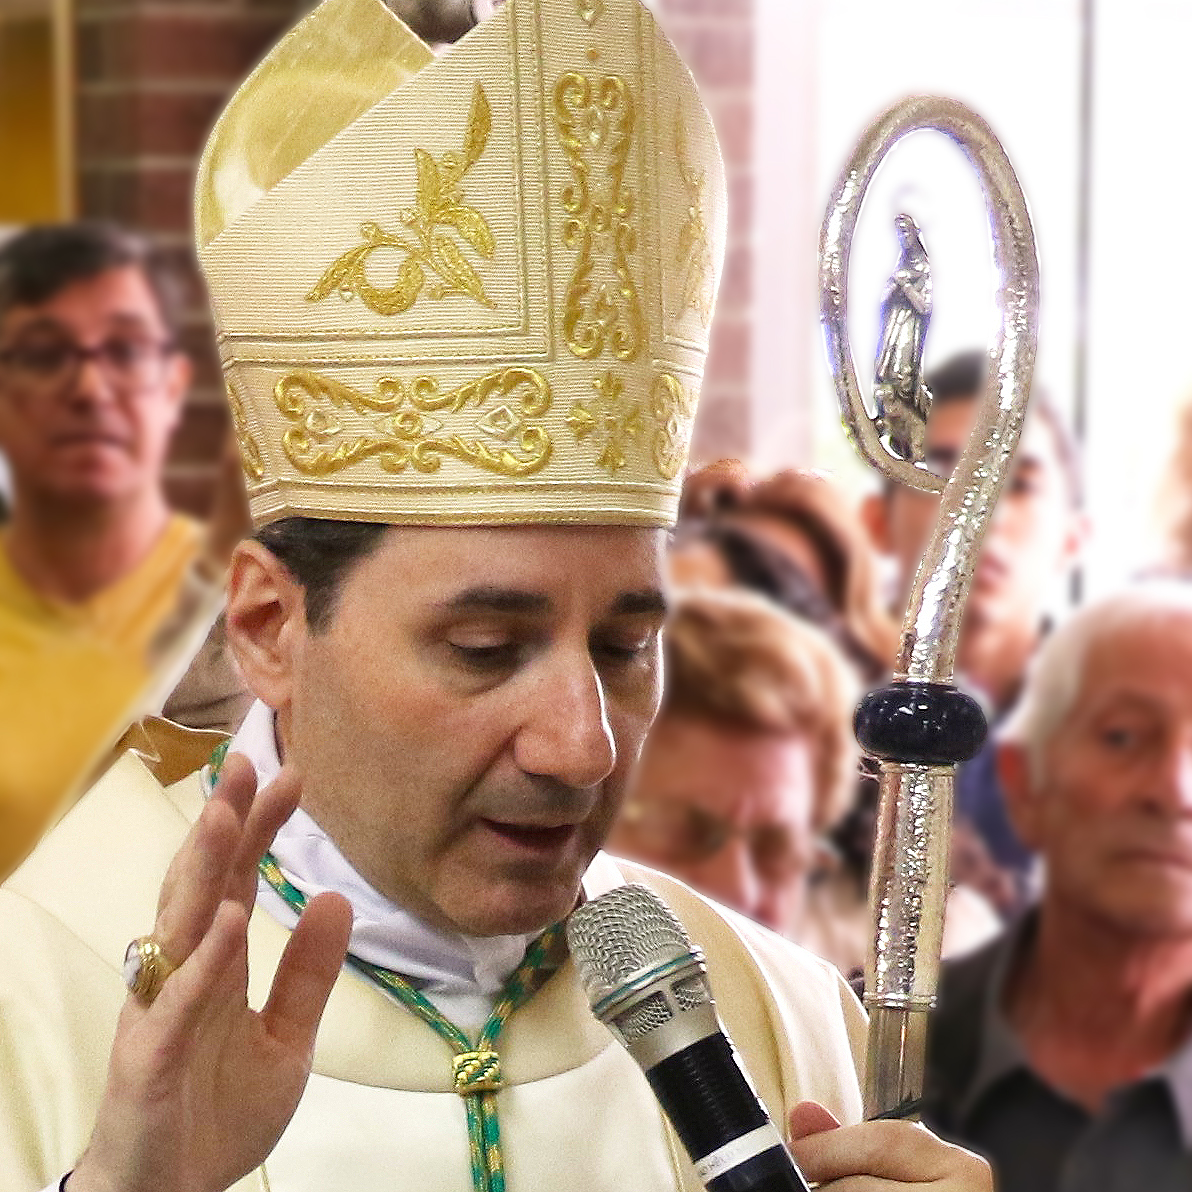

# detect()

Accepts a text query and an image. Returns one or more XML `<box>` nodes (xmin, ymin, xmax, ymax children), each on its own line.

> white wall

<box><xmin>754</xmin><ymin>0</ymin><xmax>1191</xmax><ymax>593</ymax></box>
<box><xmin>1082</xmin><ymin>1</ymin><xmax>1192</xmax><ymax>589</ymax></box>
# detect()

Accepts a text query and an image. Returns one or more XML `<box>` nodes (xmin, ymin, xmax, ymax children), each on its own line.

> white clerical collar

<box><xmin>217</xmin><ymin>700</ymin><xmax>609</xmax><ymax>1028</ymax></box>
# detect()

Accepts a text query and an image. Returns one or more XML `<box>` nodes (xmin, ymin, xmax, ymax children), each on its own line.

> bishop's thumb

<box><xmin>787</xmin><ymin>1100</ymin><xmax>842</xmax><ymax>1142</ymax></box>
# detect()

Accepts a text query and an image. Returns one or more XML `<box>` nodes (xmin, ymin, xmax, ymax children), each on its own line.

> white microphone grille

<box><xmin>566</xmin><ymin>883</ymin><xmax>695</xmax><ymax>1006</ymax></box>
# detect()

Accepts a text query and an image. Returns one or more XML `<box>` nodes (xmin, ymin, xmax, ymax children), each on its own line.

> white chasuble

<box><xmin>0</xmin><ymin>751</ymin><xmax>866</xmax><ymax>1192</ymax></box>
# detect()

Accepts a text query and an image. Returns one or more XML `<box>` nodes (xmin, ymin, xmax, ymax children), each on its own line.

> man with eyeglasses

<box><xmin>0</xmin><ymin>222</ymin><xmax>237</xmax><ymax>879</ymax></box>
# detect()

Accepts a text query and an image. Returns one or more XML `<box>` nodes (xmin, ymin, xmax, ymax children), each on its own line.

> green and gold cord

<box><xmin>258</xmin><ymin>853</ymin><xmax>566</xmax><ymax>1192</ymax></box>
<box><xmin>211</xmin><ymin>744</ymin><xmax>568</xmax><ymax>1192</ymax></box>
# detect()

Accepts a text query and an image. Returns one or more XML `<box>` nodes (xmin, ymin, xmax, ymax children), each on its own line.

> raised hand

<box><xmin>787</xmin><ymin>1101</ymin><xmax>992</xmax><ymax>1192</ymax></box>
<box><xmin>68</xmin><ymin>752</ymin><xmax>353</xmax><ymax>1192</ymax></box>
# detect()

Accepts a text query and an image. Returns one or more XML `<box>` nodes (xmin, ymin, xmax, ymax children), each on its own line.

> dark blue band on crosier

<box><xmin>854</xmin><ymin>682</ymin><xmax>987</xmax><ymax>765</ymax></box>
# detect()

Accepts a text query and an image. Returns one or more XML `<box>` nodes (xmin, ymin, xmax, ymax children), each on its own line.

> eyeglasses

<box><xmin>617</xmin><ymin>799</ymin><xmax>812</xmax><ymax>883</ymax></box>
<box><xmin>0</xmin><ymin>336</ymin><xmax>177</xmax><ymax>396</ymax></box>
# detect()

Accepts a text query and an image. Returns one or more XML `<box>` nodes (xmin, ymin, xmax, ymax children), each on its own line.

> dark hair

<box><xmin>700</xmin><ymin>521</ymin><xmax>835</xmax><ymax>622</ymax></box>
<box><xmin>254</xmin><ymin>518</ymin><xmax>390</xmax><ymax>632</ymax></box>
<box><xmin>915</xmin><ymin>350</ymin><xmax>1083</xmax><ymax>507</ymax></box>
<box><xmin>677</xmin><ymin>460</ymin><xmax>900</xmax><ymax>671</ymax></box>
<box><xmin>924</xmin><ymin>349</ymin><xmax>988</xmax><ymax>406</ymax></box>
<box><xmin>680</xmin><ymin>461</ymin><xmax>849</xmax><ymax>610</ymax></box>
<box><xmin>0</xmin><ymin>222</ymin><xmax>183</xmax><ymax>335</ymax></box>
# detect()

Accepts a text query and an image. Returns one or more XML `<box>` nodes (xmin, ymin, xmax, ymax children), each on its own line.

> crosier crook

<box><xmin>818</xmin><ymin>95</ymin><xmax>1040</xmax><ymax>1119</ymax></box>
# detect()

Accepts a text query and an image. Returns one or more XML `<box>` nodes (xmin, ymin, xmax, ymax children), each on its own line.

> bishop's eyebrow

<box><xmin>433</xmin><ymin>586</ymin><xmax>668</xmax><ymax>618</ymax></box>
<box><xmin>436</xmin><ymin>587</ymin><xmax>552</xmax><ymax>615</ymax></box>
<box><xmin>611</xmin><ymin>590</ymin><xmax>669</xmax><ymax>617</ymax></box>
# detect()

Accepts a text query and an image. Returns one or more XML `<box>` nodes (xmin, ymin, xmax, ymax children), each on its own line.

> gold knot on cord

<box><xmin>453</xmin><ymin>1050</ymin><xmax>503</xmax><ymax>1095</ymax></box>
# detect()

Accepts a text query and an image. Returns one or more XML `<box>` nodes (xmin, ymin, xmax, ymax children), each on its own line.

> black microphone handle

<box><xmin>643</xmin><ymin>1032</ymin><xmax>812</xmax><ymax>1192</ymax></box>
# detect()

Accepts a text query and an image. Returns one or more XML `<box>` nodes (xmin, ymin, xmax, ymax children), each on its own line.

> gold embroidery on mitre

<box><xmin>274</xmin><ymin>367</ymin><xmax>552</xmax><ymax>478</ymax></box>
<box><xmin>651</xmin><ymin>373</ymin><xmax>696</xmax><ymax>480</ymax></box>
<box><xmin>307</xmin><ymin>83</ymin><xmax>496</xmax><ymax>315</ymax></box>
<box><xmin>566</xmin><ymin>370</ymin><xmax>643</xmax><ymax>475</ymax></box>
<box><xmin>554</xmin><ymin>71</ymin><xmax>643</xmax><ymax>363</ymax></box>
<box><xmin>198</xmin><ymin>0</ymin><xmax>728</xmax><ymax>529</ymax></box>
<box><xmin>567</xmin><ymin>370</ymin><xmax>697</xmax><ymax>480</ymax></box>
<box><xmin>226</xmin><ymin>382</ymin><xmax>265</xmax><ymax>481</ymax></box>
<box><xmin>675</xmin><ymin>113</ymin><xmax>714</xmax><ymax>328</ymax></box>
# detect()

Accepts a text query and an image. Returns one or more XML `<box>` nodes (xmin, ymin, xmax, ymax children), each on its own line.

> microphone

<box><xmin>567</xmin><ymin>884</ymin><xmax>812</xmax><ymax>1192</ymax></box>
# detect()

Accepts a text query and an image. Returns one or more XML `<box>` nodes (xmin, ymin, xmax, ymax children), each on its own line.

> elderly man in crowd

<box><xmin>924</xmin><ymin>582</ymin><xmax>1192</xmax><ymax>1190</ymax></box>
<box><xmin>863</xmin><ymin>350</ymin><xmax>1087</xmax><ymax>911</ymax></box>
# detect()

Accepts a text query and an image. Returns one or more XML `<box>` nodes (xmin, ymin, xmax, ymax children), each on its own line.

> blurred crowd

<box><xmin>4</xmin><ymin>218</ymin><xmax>1192</xmax><ymax>1190</ymax></box>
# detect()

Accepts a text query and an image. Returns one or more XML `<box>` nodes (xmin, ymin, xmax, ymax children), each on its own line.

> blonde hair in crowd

<box><xmin>660</xmin><ymin>587</ymin><xmax>859</xmax><ymax>830</ymax></box>
<box><xmin>1000</xmin><ymin>581</ymin><xmax>1192</xmax><ymax>784</ymax></box>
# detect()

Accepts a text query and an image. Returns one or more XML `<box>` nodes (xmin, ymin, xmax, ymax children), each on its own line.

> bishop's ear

<box><xmin>224</xmin><ymin>540</ymin><xmax>308</xmax><ymax>711</ymax></box>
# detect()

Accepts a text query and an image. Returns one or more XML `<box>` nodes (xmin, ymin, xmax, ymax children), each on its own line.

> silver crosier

<box><xmin>819</xmin><ymin>95</ymin><xmax>1040</xmax><ymax>1119</ymax></box>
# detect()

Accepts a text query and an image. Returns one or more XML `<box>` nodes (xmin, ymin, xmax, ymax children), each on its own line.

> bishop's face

<box><xmin>278</xmin><ymin>525</ymin><xmax>668</xmax><ymax>938</ymax></box>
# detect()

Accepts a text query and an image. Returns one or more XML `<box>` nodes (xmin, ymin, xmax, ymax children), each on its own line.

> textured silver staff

<box><xmin>818</xmin><ymin>96</ymin><xmax>1039</xmax><ymax>1119</ymax></box>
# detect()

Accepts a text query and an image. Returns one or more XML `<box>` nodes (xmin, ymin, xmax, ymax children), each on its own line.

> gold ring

<box><xmin>122</xmin><ymin>936</ymin><xmax>177</xmax><ymax>1005</ymax></box>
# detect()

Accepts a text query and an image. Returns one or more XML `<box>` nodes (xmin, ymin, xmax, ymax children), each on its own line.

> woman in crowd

<box><xmin>612</xmin><ymin>585</ymin><xmax>1002</xmax><ymax>976</ymax></box>
<box><xmin>607</xmin><ymin>586</ymin><xmax>872</xmax><ymax>972</ymax></box>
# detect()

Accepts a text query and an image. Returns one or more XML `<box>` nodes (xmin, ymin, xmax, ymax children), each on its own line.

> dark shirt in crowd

<box><xmin>923</xmin><ymin>915</ymin><xmax>1192</xmax><ymax>1192</ymax></box>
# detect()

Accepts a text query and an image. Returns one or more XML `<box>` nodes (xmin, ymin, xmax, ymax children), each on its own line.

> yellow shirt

<box><xmin>0</xmin><ymin>516</ymin><xmax>201</xmax><ymax>879</ymax></box>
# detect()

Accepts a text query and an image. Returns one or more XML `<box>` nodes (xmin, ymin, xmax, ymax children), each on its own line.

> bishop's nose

<box><xmin>513</xmin><ymin>649</ymin><xmax>617</xmax><ymax>792</ymax></box>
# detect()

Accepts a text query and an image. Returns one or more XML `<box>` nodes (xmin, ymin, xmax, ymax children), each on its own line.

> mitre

<box><xmin>197</xmin><ymin>0</ymin><xmax>726</xmax><ymax>527</ymax></box>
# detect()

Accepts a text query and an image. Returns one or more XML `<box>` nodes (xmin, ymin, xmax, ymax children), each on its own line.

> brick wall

<box><xmin>74</xmin><ymin>0</ymin><xmax>307</xmax><ymax>515</ymax></box>
<box><xmin>653</xmin><ymin>0</ymin><xmax>754</xmax><ymax>463</ymax></box>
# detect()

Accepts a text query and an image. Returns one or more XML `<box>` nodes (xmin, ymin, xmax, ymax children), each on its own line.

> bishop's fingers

<box><xmin>149</xmin><ymin>771</ymin><xmax>255</xmax><ymax>971</ymax></box>
<box><xmin>226</xmin><ymin>760</ymin><xmax>303</xmax><ymax>911</ymax></box>
<box><xmin>262</xmin><ymin>891</ymin><xmax>353</xmax><ymax>1053</ymax></box>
